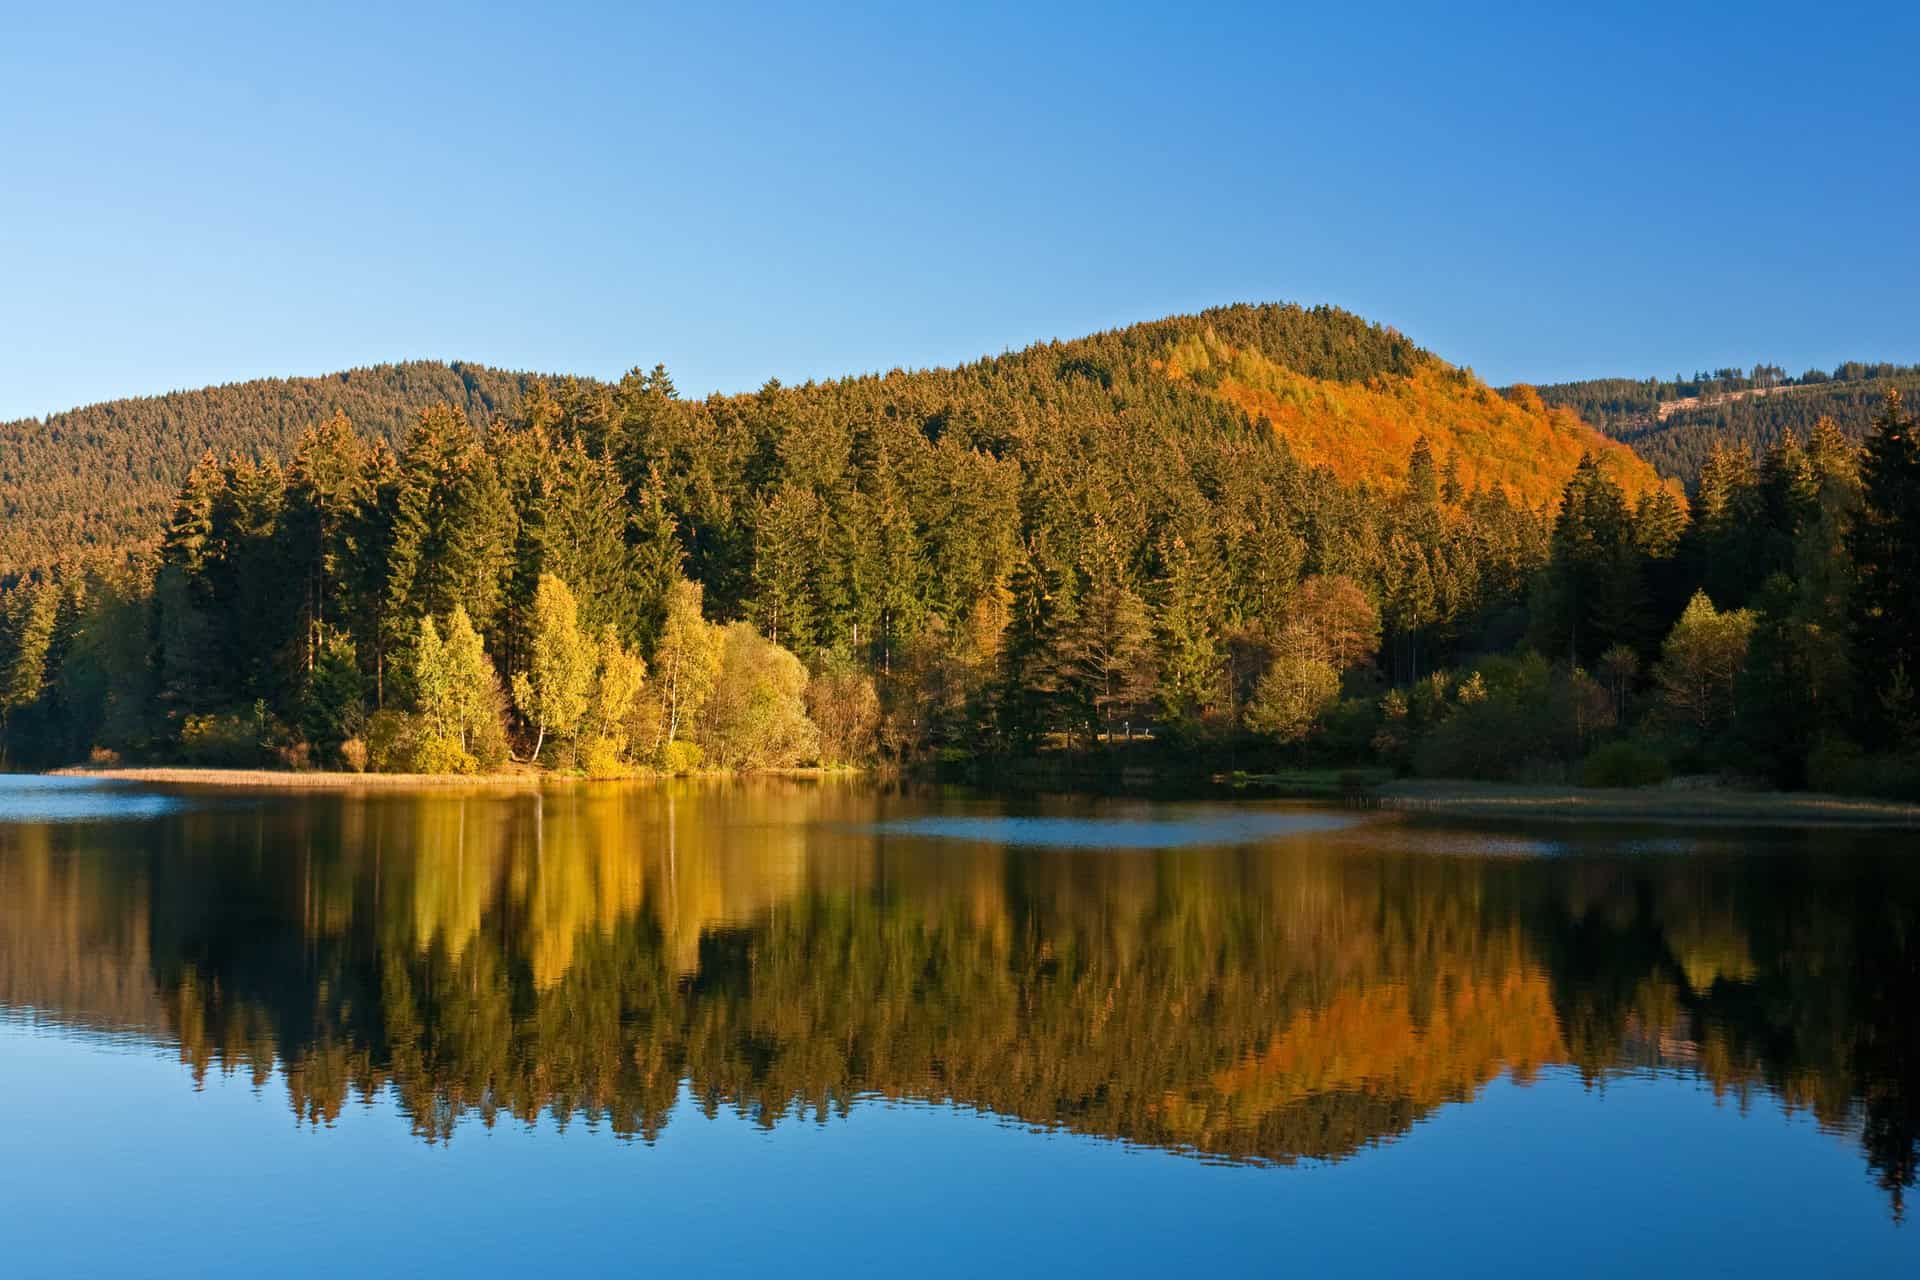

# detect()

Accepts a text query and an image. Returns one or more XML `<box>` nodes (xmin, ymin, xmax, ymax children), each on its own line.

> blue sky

<box><xmin>2</xmin><ymin>1</ymin><xmax>1915</xmax><ymax>420</ymax></box>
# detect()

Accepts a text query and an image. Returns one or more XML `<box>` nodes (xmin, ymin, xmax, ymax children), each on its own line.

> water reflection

<box><xmin>0</xmin><ymin>778</ymin><xmax>1915</xmax><ymax>1219</ymax></box>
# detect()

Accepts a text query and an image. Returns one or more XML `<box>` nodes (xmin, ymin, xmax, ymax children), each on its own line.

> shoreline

<box><xmin>35</xmin><ymin>767</ymin><xmax>1920</xmax><ymax>828</ymax></box>
<box><xmin>1375</xmin><ymin>779</ymin><xmax>1920</xmax><ymax>828</ymax></box>
<box><xmin>43</xmin><ymin>765</ymin><xmax>858</xmax><ymax>791</ymax></box>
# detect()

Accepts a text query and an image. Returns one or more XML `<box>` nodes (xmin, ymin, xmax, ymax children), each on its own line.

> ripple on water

<box><xmin>0</xmin><ymin>776</ymin><xmax>186</xmax><ymax>823</ymax></box>
<box><xmin>863</xmin><ymin>810</ymin><xmax>1352</xmax><ymax>849</ymax></box>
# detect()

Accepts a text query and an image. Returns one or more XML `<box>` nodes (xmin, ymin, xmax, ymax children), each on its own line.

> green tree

<box><xmin>580</xmin><ymin>626</ymin><xmax>647</xmax><ymax>775</ymax></box>
<box><xmin>698</xmin><ymin>622</ymin><xmax>819</xmax><ymax>769</ymax></box>
<box><xmin>0</xmin><ymin>582</ymin><xmax>61</xmax><ymax>761</ymax></box>
<box><xmin>510</xmin><ymin>574</ymin><xmax>593</xmax><ymax>763</ymax></box>
<box><xmin>1654</xmin><ymin>590</ymin><xmax>1756</xmax><ymax>739</ymax></box>
<box><xmin>652</xmin><ymin>577</ymin><xmax>723</xmax><ymax>756</ymax></box>
<box><xmin>1244</xmin><ymin>621</ymin><xmax>1340</xmax><ymax>748</ymax></box>
<box><xmin>299</xmin><ymin>632</ymin><xmax>367</xmax><ymax>764</ymax></box>
<box><xmin>1153</xmin><ymin>529</ymin><xmax>1226</xmax><ymax>719</ymax></box>
<box><xmin>412</xmin><ymin>606</ymin><xmax>502</xmax><ymax>772</ymax></box>
<box><xmin>1850</xmin><ymin>391</ymin><xmax>1920</xmax><ymax>742</ymax></box>
<box><xmin>1055</xmin><ymin>580</ymin><xmax>1157</xmax><ymax>743</ymax></box>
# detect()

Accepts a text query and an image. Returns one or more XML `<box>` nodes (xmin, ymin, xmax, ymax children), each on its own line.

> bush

<box><xmin>807</xmin><ymin>657</ymin><xmax>880</xmax><ymax>766</ymax></box>
<box><xmin>409</xmin><ymin>732</ymin><xmax>477</xmax><ymax>775</ymax></box>
<box><xmin>468</xmin><ymin>682</ymin><xmax>512</xmax><ymax>771</ymax></box>
<box><xmin>579</xmin><ymin>735</ymin><xmax>627</xmax><ymax>779</ymax></box>
<box><xmin>1805</xmin><ymin>734</ymin><xmax>1865</xmax><ymax>793</ymax></box>
<box><xmin>699</xmin><ymin>623</ymin><xmax>819</xmax><ymax>769</ymax></box>
<box><xmin>338</xmin><ymin>737</ymin><xmax>369</xmax><ymax>773</ymax></box>
<box><xmin>1412</xmin><ymin>692</ymin><xmax>1555</xmax><ymax>780</ymax></box>
<box><xmin>1807</xmin><ymin>735</ymin><xmax>1920</xmax><ymax>800</ymax></box>
<box><xmin>1581</xmin><ymin>739</ymin><xmax>1670</xmax><ymax>788</ymax></box>
<box><xmin>178</xmin><ymin>707</ymin><xmax>276</xmax><ymax>767</ymax></box>
<box><xmin>659</xmin><ymin>738</ymin><xmax>704</xmax><ymax>773</ymax></box>
<box><xmin>364</xmin><ymin>711</ymin><xmax>419</xmax><ymax>773</ymax></box>
<box><xmin>1319</xmin><ymin>694</ymin><xmax>1382</xmax><ymax>763</ymax></box>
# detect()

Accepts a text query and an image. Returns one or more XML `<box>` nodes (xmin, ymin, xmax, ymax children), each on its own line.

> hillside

<box><xmin>7</xmin><ymin>300</ymin><xmax>1909</xmax><ymax>798</ymax></box>
<box><xmin>0</xmin><ymin>362</ymin><xmax>542</xmax><ymax>573</ymax></box>
<box><xmin>1530</xmin><ymin>363</ymin><xmax>1920</xmax><ymax>484</ymax></box>
<box><xmin>1</xmin><ymin>305</ymin><xmax>1667</xmax><ymax>577</ymax></box>
<box><xmin>1155</xmin><ymin>329</ymin><xmax>1665</xmax><ymax>508</ymax></box>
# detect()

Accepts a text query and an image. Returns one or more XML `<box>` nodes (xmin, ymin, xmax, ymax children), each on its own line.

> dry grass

<box><xmin>49</xmin><ymin>766</ymin><xmax>557</xmax><ymax>791</ymax></box>
<box><xmin>47</xmin><ymin>764</ymin><xmax>861</xmax><ymax>792</ymax></box>
<box><xmin>1376</xmin><ymin>779</ymin><xmax>1920</xmax><ymax>828</ymax></box>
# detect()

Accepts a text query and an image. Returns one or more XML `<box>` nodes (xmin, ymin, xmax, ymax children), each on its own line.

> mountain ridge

<box><xmin>1</xmin><ymin>304</ymin><xmax>1670</xmax><ymax>576</ymax></box>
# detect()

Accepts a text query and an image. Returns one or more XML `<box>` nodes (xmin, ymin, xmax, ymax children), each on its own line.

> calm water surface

<box><xmin>1</xmin><ymin>775</ymin><xmax>1916</xmax><ymax>1276</ymax></box>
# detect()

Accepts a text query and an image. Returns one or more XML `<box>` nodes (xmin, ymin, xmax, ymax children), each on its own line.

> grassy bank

<box><xmin>48</xmin><ymin>765</ymin><xmax>556</xmax><ymax>790</ymax></box>
<box><xmin>1376</xmin><ymin>779</ymin><xmax>1920</xmax><ymax>828</ymax></box>
<box><xmin>45</xmin><ymin>765</ymin><xmax>860</xmax><ymax>792</ymax></box>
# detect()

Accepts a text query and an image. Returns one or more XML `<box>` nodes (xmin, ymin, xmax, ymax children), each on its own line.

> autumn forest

<box><xmin>3</xmin><ymin>302</ymin><xmax>1918</xmax><ymax>797</ymax></box>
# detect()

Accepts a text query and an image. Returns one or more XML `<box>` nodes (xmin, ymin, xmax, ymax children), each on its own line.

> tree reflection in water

<box><xmin>0</xmin><ymin>779</ymin><xmax>1914</xmax><ymax>1218</ymax></box>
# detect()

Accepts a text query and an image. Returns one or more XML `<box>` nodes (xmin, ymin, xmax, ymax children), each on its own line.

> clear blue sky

<box><xmin>3</xmin><ymin>0</ymin><xmax>1916</xmax><ymax>421</ymax></box>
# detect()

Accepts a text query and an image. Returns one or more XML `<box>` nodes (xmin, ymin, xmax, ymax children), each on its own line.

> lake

<box><xmin>1</xmin><ymin>775</ymin><xmax>1915</xmax><ymax>1276</ymax></box>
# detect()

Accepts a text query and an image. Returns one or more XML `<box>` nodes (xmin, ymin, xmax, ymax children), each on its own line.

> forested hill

<box><xmin>1</xmin><ymin>304</ymin><xmax>1664</xmax><ymax>576</ymax></box>
<box><xmin>1528</xmin><ymin>363</ymin><xmax>1920</xmax><ymax>485</ymax></box>
<box><xmin>0</xmin><ymin>361</ymin><xmax>542</xmax><ymax>573</ymax></box>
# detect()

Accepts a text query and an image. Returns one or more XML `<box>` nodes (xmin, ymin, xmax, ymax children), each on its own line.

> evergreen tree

<box><xmin>1054</xmin><ymin>580</ymin><xmax>1156</xmax><ymax>743</ymax></box>
<box><xmin>1850</xmin><ymin>391</ymin><xmax>1920</xmax><ymax>728</ymax></box>
<box><xmin>1153</xmin><ymin>528</ymin><xmax>1226</xmax><ymax>719</ymax></box>
<box><xmin>0</xmin><ymin>582</ymin><xmax>60</xmax><ymax>761</ymax></box>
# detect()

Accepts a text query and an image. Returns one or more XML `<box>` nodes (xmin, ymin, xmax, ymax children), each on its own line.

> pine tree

<box><xmin>1153</xmin><ymin>528</ymin><xmax>1226</xmax><ymax>719</ymax></box>
<box><xmin>0</xmin><ymin>582</ymin><xmax>60</xmax><ymax>762</ymax></box>
<box><xmin>1850</xmin><ymin>390</ymin><xmax>1920</xmax><ymax>740</ymax></box>
<box><xmin>287</xmin><ymin>412</ymin><xmax>374</xmax><ymax>675</ymax></box>
<box><xmin>1054</xmin><ymin>580</ymin><xmax>1156</xmax><ymax>743</ymax></box>
<box><xmin>749</xmin><ymin>482</ymin><xmax>825</xmax><ymax>651</ymax></box>
<box><xmin>1406</xmin><ymin>435</ymin><xmax>1440</xmax><ymax>507</ymax></box>
<box><xmin>161</xmin><ymin>452</ymin><xmax>224</xmax><ymax>575</ymax></box>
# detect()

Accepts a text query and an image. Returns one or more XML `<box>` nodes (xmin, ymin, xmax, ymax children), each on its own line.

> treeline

<box><xmin>1533</xmin><ymin>363</ymin><xmax>1920</xmax><ymax>485</ymax></box>
<box><xmin>1612</xmin><ymin>372</ymin><xmax>1920</xmax><ymax>484</ymax></box>
<box><xmin>0</xmin><ymin>304</ymin><xmax>1575</xmax><ymax>775</ymax></box>
<box><xmin>1533</xmin><ymin>359</ymin><xmax>1920</xmax><ymax>431</ymax></box>
<box><xmin>1331</xmin><ymin>399</ymin><xmax>1920</xmax><ymax>796</ymax></box>
<box><xmin>0</xmin><ymin>360</ymin><xmax>541</xmax><ymax>574</ymax></box>
<box><xmin>3</xmin><ymin>304</ymin><xmax>1915</xmax><ymax>793</ymax></box>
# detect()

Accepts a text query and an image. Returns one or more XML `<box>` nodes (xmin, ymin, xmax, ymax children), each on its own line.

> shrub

<box><xmin>1319</xmin><ymin>694</ymin><xmax>1382</xmax><ymax>763</ymax></box>
<box><xmin>807</xmin><ymin>656</ymin><xmax>881</xmax><ymax>766</ymax></box>
<box><xmin>1808</xmin><ymin>735</ymin><xmax>1920</xmax><ymax>800</ymax></box>
<box><xmin>579</xmin><ymin>735</ymin><xmax>627</xmax><ymax>779</ymax></box>
<box><xmin>1581</xmin><ymin>739</ymin><xmax>1670</xmax><ymax>788</ymax></box>
<box><xmin>659</xmin><ymin>738</ymin><xmax>704</xmax><ymax>773</ymax></box>
<box><xmin>364</xmin><ymin>711</ymin><xmax>419</xmax><ymax>773</ymax></box>
<box><xmin>410</xmin><ymin>732</ymin><xmax>477</xmax><ymax>775</ymax></box>
<box><xmin>338</xmin><ymin>737</ymin><xmax>369</xmax><ymax>773</ymax></box>
<box><xmin>178</xmin><ymin>708</ymin><xmax>273</xmax><ymax>767</ymax></box>
<box><xmin>1412</xmin><ymin>687</ymin><xmax>1555</xmax><ymax>780</ymax></box>
<box><xmin>698</xmin><ymin>623</ymin><xmax>819</xmax><ymax>769</ymax></box>
<box><xmin>463</xmin><ymin>680</ymin><xmax>511</xmax><ymax>771</ymax></box>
